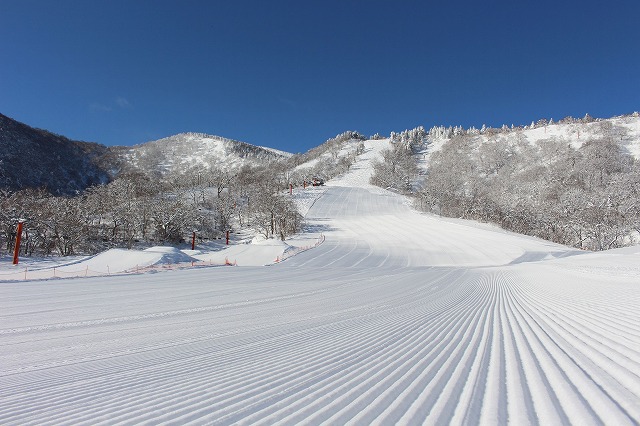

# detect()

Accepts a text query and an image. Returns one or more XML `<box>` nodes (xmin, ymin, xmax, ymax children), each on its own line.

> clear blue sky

<box><xmin>1</xmin><ymin>0</ymin><xmax>638</xmax><ymax>153</ymax></box>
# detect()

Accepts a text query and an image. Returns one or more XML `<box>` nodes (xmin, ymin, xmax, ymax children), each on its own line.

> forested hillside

<box><xmin>370</xmin><ymin>113</ymin><xmax>640</xmax><ymax>251</ymax></box>
<box><xmin>121</xmin><ymin>132</ymin><xmax>290</xmax><ymax>179</ymax></box>
<box><xmin>0</xmin><ymin>113</ymin><xmax>115</xmax><ymax>194</ymax></box>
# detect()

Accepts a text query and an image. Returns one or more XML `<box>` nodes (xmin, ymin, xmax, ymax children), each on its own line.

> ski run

<box><xmin>1</xmin><ymin>138</ymin><xmax>640</xmax><ymax>425</ymax></box>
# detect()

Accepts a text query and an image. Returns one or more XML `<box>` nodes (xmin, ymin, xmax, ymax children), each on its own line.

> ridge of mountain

<box><xmin>0</xmin><ymin>113</ymin><xmax>115</xmax><ymax>195</ymax></box>
<box><xmin>2</xmin><ymin>111</ymin><xmax>638</xmax><ymax>195</ymax></box>
<box><xmin>121</xmin><ymin>132</ymin><xmax>291</xmax><ymax>177</ymax></box>
<box><xmin>0</xmin><ymin>115</ymin><xmax>291</xmax><ymax>194</ymax></box>
<box><xmin>425</xmin><ymin>113</ymin><xmax>640</xmax><ymax>160</ymax></box>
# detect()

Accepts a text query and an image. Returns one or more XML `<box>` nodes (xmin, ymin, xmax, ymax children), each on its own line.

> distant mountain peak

<box><xmin>122</xmin><ymin>132</ymin><xmax>291</xmax><ymax>178</ymax></box>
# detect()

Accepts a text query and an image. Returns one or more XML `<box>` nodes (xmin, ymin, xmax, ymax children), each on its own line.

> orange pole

<box><xmin>12</xmin><ymin>221</ymin><xmax>23</xmax><ymax>265</ymax></box>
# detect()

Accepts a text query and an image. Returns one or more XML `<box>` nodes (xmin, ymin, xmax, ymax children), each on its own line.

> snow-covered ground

<box><xmin>1</xmin><ymin>138</ymin><xmax>639</xmax><ymax>424</ymax></box>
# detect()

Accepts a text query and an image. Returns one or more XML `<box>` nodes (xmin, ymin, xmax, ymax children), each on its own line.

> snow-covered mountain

<box><xmin>120</xmin><ymin>132</ymin><xmax>291</xmax><ymax>178</ymax></box>
<box><xmin>0</xmin><ymin>114</ymin><xmax>291</xmax><ymax>193</ymax></box>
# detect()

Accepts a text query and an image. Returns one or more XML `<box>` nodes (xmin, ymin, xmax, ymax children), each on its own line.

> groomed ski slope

<box><xmin>1</xmin><ymin>139</ymin><xmax>640</xmax><ymax>424</ymax></box>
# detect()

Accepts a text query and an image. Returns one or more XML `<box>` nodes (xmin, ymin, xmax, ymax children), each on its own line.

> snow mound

<box><xmin>143</xmin><ymin>246</ymin><xmax>199</xmax><ymax>264</ymax></box>
<box><xmin>70</xmin><ymin>246</ymin><xmax>198</xmax><ymax>274</ymax></box>
<box><xmin>550</xmin><ymin>243</ymin><xmax>640</xmax><ymax>278</ymax></box>
<box><xmin>190</xmin><ymin>237</ymin><xmax>294</xmax><ymax>266</ymax></box>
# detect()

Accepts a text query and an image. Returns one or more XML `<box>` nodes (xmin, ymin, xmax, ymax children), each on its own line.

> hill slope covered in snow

<box><xmin>1</xmin><ymin>137</ymin><xmax>639</xmax><ymax>424</ymax></box>
<box><xmin>120</xmin><ymin>132</ymin><xmax>291</xmax><ymax>178</ymax></box>
<box><xmin>415</xmin><ymin>113</ymin><xmax>640</xmax><ymax>251</ymax></box>
<box><xmin>425</xmin><ymin>113</ymin><xmax>640</xmax><ymax>161</ymax></box>
<box><xmin>0</xmin><ymin>113</ymin><xmax>115</xmax><ymax>194</ymax></box>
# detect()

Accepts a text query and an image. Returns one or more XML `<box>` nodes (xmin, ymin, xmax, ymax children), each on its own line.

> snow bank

<box><xmin>0</xmin><ymin>247</ymin><xmax>201</xmax><ymax>281</ymax></box>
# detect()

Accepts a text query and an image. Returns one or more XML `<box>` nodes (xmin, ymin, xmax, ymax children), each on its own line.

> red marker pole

<box><xmin>226</xmin><ymin>230</ymin><xmax>230</xmax><ymax>245</ymax></box>
<box><xmin>191</xmin><ymin>231</ymin><xmax>196</xmax><ymax>250</ymax></box>
<box><xmin>12</xmin><ymin>221</ymin><xmax>23</xmax><ymax>265</ymax></box>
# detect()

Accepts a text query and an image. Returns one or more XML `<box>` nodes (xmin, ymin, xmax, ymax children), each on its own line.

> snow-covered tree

<box><xmin>370</xmin><ymin>143</ymin><xmax>419</xmax><ymax>192</ymax></box>
<box><xmin>416</xmin><ymin>131</ymin><xmax>639</xmax><ymax>250</ymax></box>
<box><xmin>390</xmin><ymin>126</ymin><xmax>428</xmax><ymax>152</ymax></box>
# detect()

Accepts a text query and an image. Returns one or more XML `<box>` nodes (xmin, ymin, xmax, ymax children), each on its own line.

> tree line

<box><xmin>368</xmin><ymin>121</ymin><xmax>640</xmax><ymax>251</ymax></box>
<box><xmin>1</xmin><ymin>163</ymin><xmax>303</xmax><ymax>257</ymax></box>
<box><xmin>370</xmin><ymin>127</ymin><xmax>426</xmax><ymax>192</ymax></box>
<box><xmin>416</xmin><ymin>122</ymin><xmax>640</xmax><ymax>250</ymax></box>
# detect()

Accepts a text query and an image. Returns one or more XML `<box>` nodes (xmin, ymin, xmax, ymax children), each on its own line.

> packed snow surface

<box><xmin>1</xmin><ymin>139</ymin><xmax>640</xmax><ymax>424</ymax></box>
